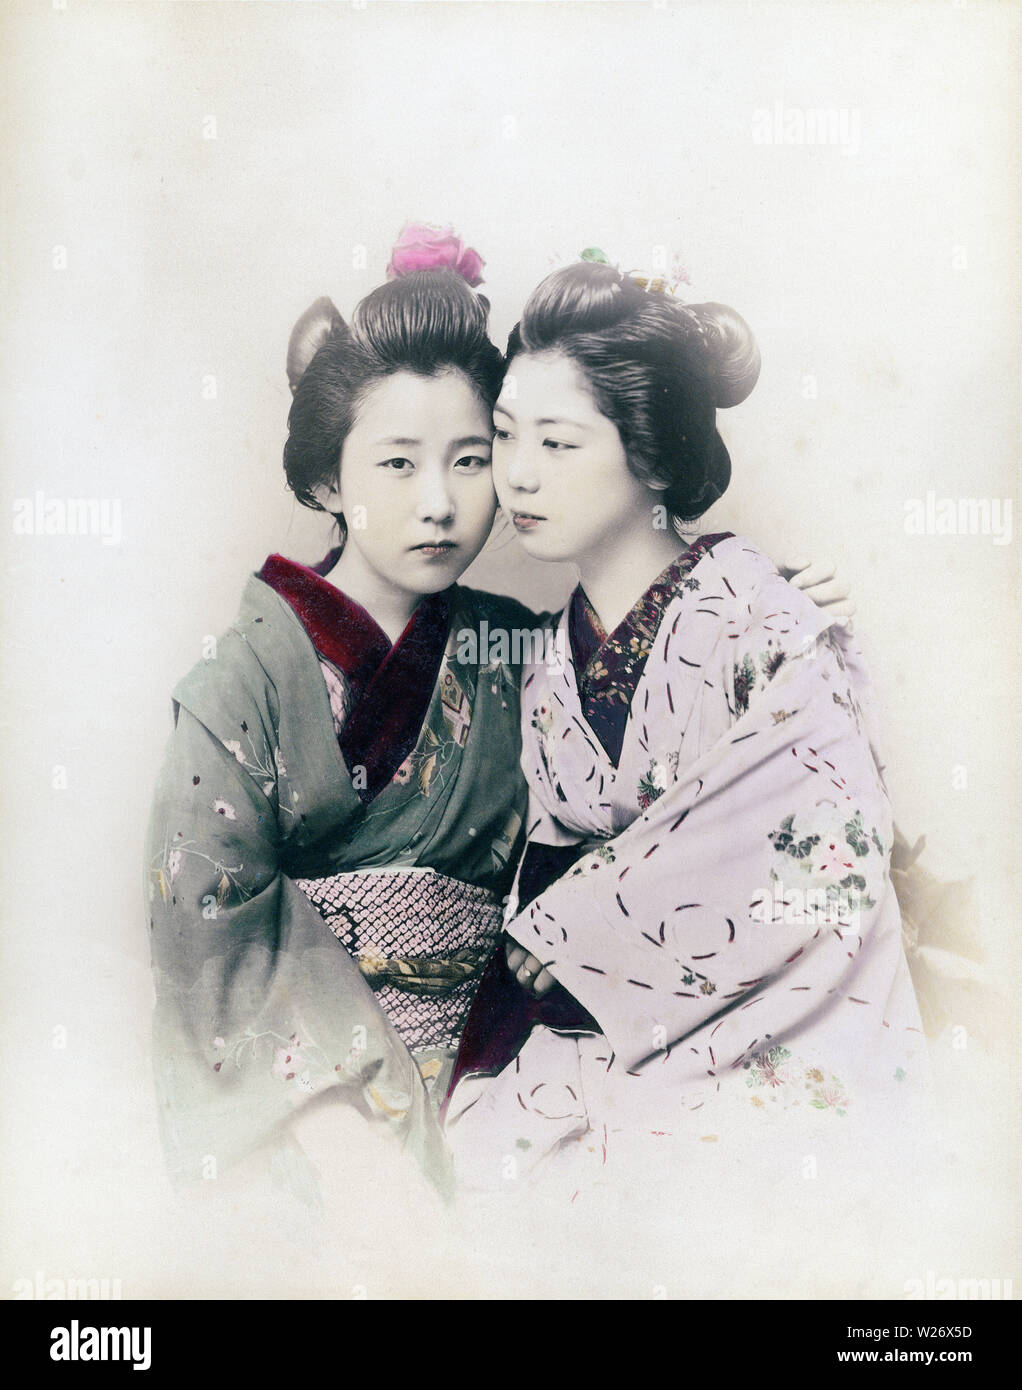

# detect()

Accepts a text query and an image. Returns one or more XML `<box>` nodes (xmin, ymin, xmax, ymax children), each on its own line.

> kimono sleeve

<box><xmin>145</xmin><ymin>690</ymin><xmax>451</xmax><ymax>1192</ymax></box>
<box><xmin>505</xmin><ymin>576</ymin><xmax>899</xmax><ymax>1078</ymax></box>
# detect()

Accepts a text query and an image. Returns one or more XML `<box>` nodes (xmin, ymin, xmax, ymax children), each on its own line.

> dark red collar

<box><xmin>258</xmin><ymin>550</ymin><xmax>392</xmax><ymax>686</ymax></box>
<box><xmin>258</xmin><ymin>550</ymin><xmax>452</xmax><ymax>802</ymax></box>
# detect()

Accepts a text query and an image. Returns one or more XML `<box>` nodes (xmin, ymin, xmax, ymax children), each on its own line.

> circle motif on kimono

<box><xmin>526</xmin><ymin>1082</ymin><xmax>582</xmax><ymax>1120</ymax></box>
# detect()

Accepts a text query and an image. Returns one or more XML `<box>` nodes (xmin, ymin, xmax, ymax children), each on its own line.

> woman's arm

<box><xmin>146</xmin><ymin>693</ymin><xmax>451</xmax><ymax>1192</ymax></box>
<box><xmin>503</xmin><ymin>579</ymin><xmax>894</xmax><ymax>1074</ymax></box>
<box><xmin>510</xmin><ymin>557</ymin><xmax>858</xmax><ymax>995</ymax></box>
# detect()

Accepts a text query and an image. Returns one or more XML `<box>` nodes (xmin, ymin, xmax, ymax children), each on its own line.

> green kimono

<box><xmin>145</xmin><ymin>569</ymin><xmax>534</xmax><ymax>1193</ymax></box>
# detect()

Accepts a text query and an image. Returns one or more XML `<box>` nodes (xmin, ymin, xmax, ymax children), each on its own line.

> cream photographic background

<box><xmin>2</xmin><ymin>0</ymin><xmax>1019</xmax><ymax>1298</ymax></box>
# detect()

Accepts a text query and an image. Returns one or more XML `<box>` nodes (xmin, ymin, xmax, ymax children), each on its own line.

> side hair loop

<box><xmin>686</xmin><ymin>302</ymin><xmax>761</xmax><ymax>408</ymax></box>
<box><xmin>286</xmin><ymin>297</ymin><xmax>346</xmax><ymax>395</ymax></box>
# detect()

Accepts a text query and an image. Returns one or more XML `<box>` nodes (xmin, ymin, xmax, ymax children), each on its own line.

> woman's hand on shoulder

<box><xmin>779</xmin><ymin>556</ymin><xmax>855</xmax><ymax>625</ymax></box>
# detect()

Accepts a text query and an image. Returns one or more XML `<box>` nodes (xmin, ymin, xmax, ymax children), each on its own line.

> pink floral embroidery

<box><xmin>744</xmin><ymin>1048</ymin><xmax>850</xmax><ymax>1117</ymax></box>
<box><xmin>810</xmin><ymin>1078</ymin><xmax>849</xmax><ymax>1114</ymax></box>
<box><xmin>271</xmin><ymin>1034</ymin><xmax>313</xmax><ymax>1091</ymax></box>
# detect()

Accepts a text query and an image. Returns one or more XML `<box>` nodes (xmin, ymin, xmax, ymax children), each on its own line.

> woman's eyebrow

<box><xmin>494</xmin><ymin>404</ymin><xmax>588</xmax><ymax>431</ymax></box>
<box><xmin>373</xmin><ymin>434</ymin><xmax>492</xmax><ymax>449</ymax></box>
<box><xmin>450</xmin><ymin>435</ymin><xmax>494</xmax><ymax>450</ymax></box>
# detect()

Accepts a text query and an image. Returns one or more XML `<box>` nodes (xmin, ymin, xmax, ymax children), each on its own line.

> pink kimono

<box><xmin>446</xmin><ymin>535</ymin><xmax>928</xmax><ymax>1192</ymax></box>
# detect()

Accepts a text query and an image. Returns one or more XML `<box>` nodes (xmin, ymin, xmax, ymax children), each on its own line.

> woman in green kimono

<box><xmin>146</xmin><ymin>233</ymin><xmax>541</xmax><ymax>1196</ymax></box>
<box><xmin>146</xmin><ymin>225</ymin><xmax>850</xmax><ymax>1201</ymax></box>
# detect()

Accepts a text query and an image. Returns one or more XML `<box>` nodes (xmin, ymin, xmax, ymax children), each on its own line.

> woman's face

<box><xmin>315</xmin><ymin>369</ymin><xmax>497</xmax><ymax>598</ymax></box>
<box><xmin>492</xmin><ymin>351</ymin><xmax>658</xmax><ymax>567</ymax></box>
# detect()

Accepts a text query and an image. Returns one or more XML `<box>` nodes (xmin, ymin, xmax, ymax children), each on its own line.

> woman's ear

<box><xmin>311</xmin><ymin>472</ymin><xmax>343</xmax><ymax>513</ymax></box>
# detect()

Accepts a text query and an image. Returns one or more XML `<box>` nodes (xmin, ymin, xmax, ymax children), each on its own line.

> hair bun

<box><xmin>518</xmin><ymin>261</ymin><xmax>640</xmax><ymax>341</ymax></box>
<box><xmin>286</xmin><ymin>296</ymin><xmax>346</xmax><ymax>394</ymax></box>
<box><xmin>687</xmin><ymin>302</ymin><xmax>760</xmax><ymax>408</ymax></box>
<box><xmin>664</xmin><ymin>432</ymin><xmax>732</xmax><ymax>519</ymax></box>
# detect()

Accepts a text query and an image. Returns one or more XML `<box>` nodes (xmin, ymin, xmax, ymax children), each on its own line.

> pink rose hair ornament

<box><xmin>386</xmin><ymin>221</ymin><xmax>485</xmax><ymax>287</ymax></box>
<box><xmin>285</xmin><ymin>223</ymin><xmax>487</xmax><ymax>394</ymax></box>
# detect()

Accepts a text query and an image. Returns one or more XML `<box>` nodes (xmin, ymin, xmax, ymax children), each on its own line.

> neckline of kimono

<box><xmin>259</xmin><ymin>549</ymin><xmax>434</xmax><ymax>681</ymax></box>
<box><xmin>258</xmin><ymin>550</ymin><xmax>454</xmax><ymax>803</ymax></box>
<box><xmin>248</xmin><ymin>575</ymin><xmax>492</xmax><ymax>834</ymax></box>
<box><xmin>570</xmin><ymin>532</ymin><xmax>734</xmax><ymax>682</ymax></box>
<box><xmin>339</xmin><ymin>588</ymin><xmax>453</xmax><ymax>803</ymax></box>
<box><xmin>564</xmin><ymin>532</ymin><xmax>734</xmax><ymax>769</ymax></box>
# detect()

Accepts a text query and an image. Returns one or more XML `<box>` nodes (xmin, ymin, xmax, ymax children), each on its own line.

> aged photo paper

<box><xmin>2</xmin><ymin>0</ymin><xmax>1018</xmax><ymax>1303</ymax></box>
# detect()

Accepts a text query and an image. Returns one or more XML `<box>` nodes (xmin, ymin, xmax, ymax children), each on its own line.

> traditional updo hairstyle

<box><xmin>283</xmin><ymin>250</ymin><xmax>503</xmax><ymax>540</ymax></box>
<box><xmin>504</xmin><ymin>262</ymin><xmax>760</xmax><ymax>521</ymax></box>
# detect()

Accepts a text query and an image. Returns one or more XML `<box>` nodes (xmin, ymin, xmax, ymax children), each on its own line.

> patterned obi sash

<box><xmin>294</xmin><ymin>867</ymin><xmax>504</xmax><ymax>1054</ymax></box>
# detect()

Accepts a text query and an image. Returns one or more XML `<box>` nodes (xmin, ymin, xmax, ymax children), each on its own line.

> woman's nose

<box><xmin>504</xmin><ymin>441</ymin><xmax>539</xmax><ymax>493</ymax></box>
<box><xmin>416</xmin><ymin>470</ymin><xmax>455</xmax><ymax>524</ymax></box>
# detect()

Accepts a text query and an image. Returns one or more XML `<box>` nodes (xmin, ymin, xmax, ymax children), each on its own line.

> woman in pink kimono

<box><xmin>146</xmin><ymin>222</ymin><xmax>856</xmax><ymax>1207</ymax></box>
<box><xmin>445</xmin><ymin>257</ymin><xmax>928</xmax><ymax>1194</ymax></box>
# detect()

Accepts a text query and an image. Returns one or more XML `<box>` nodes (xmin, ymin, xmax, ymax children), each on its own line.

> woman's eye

<box><xmin>493</xmin><ymin>428</ymin><xmax>512</xmax><ymax>442</ymax></box>
<box><xmin>379</xmin><ymin>458</ymin><xmax>413</xmax><ymax>472</ymax></box>
<box><xmin>454</xmin><ymin>455</ymin><xmax>491</xmax><ymax>472</ymax></box>
<box><xmin>543</xmin><ymin>439</ymin><xmax>576</xmax><ymax>451</ymax></box>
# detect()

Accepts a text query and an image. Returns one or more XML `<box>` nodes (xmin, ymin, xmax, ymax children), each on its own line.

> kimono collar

<box><xmin>259</xmin><ymin>549</ymin><xmax>392</xmax><ymax>688</ymax></box>
<box><xmin>569</xmin><ymin>533</ymin><xmax>733</xmax><ymax>765</ymax></box>
<box><xmin>258</xmin><ymin>550</ymin><xmax>453</xmax><ymax>801</ymax></box>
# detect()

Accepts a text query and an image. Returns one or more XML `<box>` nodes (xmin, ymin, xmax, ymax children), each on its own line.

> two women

<box><xmin>145</xmin><ymin>227</ymin><xmax>873</xmax><ymax>1202</ymax></box>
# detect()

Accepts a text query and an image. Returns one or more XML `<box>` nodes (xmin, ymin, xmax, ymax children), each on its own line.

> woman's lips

<box><xmin>412</xmin><ymin>541</ymin><xmax>459</xmax><ymax>558</ymax></box>
<box><xmin>512</xmin><ymin>513</ymin><xmax>545</xmax><ymax>532</ymax></box>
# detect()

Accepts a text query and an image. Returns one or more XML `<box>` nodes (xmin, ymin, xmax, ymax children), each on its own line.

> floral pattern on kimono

<box><xmin>445</xmin><ymin>536</ymin><xmax>928</xmax><ymax>1191</ymax></box>
<box><xmin>146</xmin><ymin>565</ymin><xmax>537</xmax><ymax>1190</ymax></box>
<box><xmin>570</xmin><ymin>534</ymin><xmax>731</xmax><ymax>764</ymax></box>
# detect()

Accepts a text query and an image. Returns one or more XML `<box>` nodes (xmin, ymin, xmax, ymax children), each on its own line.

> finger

<box><xmin>506</xmin><ymin>943</ymin><xmax>526</xmax><ymax>973</ymax></box>
<box><xmin>823</xmin><ymin>598</ymin><xmax>857</xmax><ymax>618</ymax></box>
<box><xmin>524</xmin><ymin>952</ymin><xmax>544</xmax><ymax>973</ymax></box>
<box><xmin>787</xmin><ymin>560</ymin><xmax>836</xmax><ymax>590</ymax></box>
<box><xmin>777</xmin><ymin>556</ymin><xmax>812</xmax><ymax>579</ymax></box>
<box><xmin>801</xmin><ymin>579</ymin><xmax>851</xmax><ymax>608</ymax></box>
<box><xmin>516</xmin><ymin>953</ymin><xmax>546</xmax><ymax>991</ymax></box>
<box><xmin>532</xmin><ymin>968</ymin><xmax>556</xmax><ymax>996</ymax></box>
